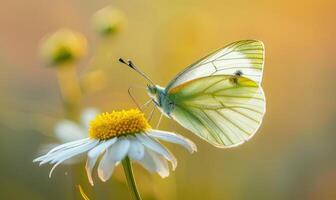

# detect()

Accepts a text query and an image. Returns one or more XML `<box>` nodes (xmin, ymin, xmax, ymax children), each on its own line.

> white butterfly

<box><xmin>120</xmin><ymin>40</ymin><xmax>266</xmax><ymax>148</ymax></box>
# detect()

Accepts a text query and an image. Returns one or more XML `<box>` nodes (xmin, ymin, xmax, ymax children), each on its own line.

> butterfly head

<box><xmin>147</xmin><ymin>84</ymin><xmax>165</xmax><ymax>102</ymax></box>
<box><xmin>147</xmin><ymin>84</ymin><xmax>158</xmax><ymax>99</ymax></box>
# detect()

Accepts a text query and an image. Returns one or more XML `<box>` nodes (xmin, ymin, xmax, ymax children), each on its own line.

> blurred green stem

<box><xmin>87</xmin><ymin>38</ymin><xmax>114</xmax><ymax>71</ymax></box>
<box><xmin>122</xmin><ymin>157</ymin><xmax>142</xmax><ymax>200</ymax></box>
<box><xmin>55</xmin><ymin>64</ymin><xmax>82</xmax><ymax>121</ymax></box>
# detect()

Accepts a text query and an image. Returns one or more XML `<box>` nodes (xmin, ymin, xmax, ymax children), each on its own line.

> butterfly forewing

<box><xmin>166</xmin><ymin>40</ymin><xmax>264</xmax><ymax>91</ymax></box>
<box><xmin>168</xmin><ymin>75</ymin><xmax>266</xmax><ymax>148</ymax></box>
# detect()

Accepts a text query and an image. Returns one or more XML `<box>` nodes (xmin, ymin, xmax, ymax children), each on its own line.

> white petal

<box><xmin>47</xmin><ymin>140</ymin><xmax>97</xmax><ymax>165</ymax></box>
<box><xmin>136</xmin><ymin>134</ymin><xmax>177</xmax><ymax>170</ymax></box>
<box><xmin>44</xmin><ymin>140</ymin><xmax>97</xmax><ymax>165</ymax></box>
<box><xmin>48</xmin><ymin>140</ymin><xmax>98</xmax><ymax>178</ymax></box>
<box><xmin>81</xmin><ymin>108</ymin><xmax>100</xmax><ymax>128</ymax></box>
<box><xmin>54</xmin><ymin>120</ymin><xmax>86</xmax><ymax>142</ymax></box>
<box><xmin>44</xmin><ymin>142</ymin><xmax>92</xmax><ymax>165</ymax></box>
<box><xmin>150</xmin><ymin>152</ymin><xmax>169</xmax><ymax>178</ymax></box>
<box><xmin>43</xmin><ymin>138</ymin><xmax>90</xmax><ymax>156</ymax></box>
<box><xmin>137</xmin><ymin>149</ymin><xmax>169</xmax><ymax>178</ymax></box>
<box><xmin>35</xmin><ymin>144</ymin><xmax>59</xmax><ymax>162</ymax></box>
<box><xmin>86</xmin><ymin>138</ymin><xmax>117</xmax><ymax>185</ymax></box>
<box><xmin>148</xmin><ymin>130</ymin><xmax>197</xmax><ymax>153</ymax></box>
<box><xmin>98</xmin><ymin>138</ymin><xmax>130</xmax><ymax>182</ymax></box>
<box><xmin>37</xmin><ymin>144</ymin><xmax>82</xmax><ymax>165</ymax></box>
<box><xmin>127</xmin><ymin>137</ymin><xmax>145</xmax><ymax>160</ymax></box>
<box><xmin>137</xmin><ymin>149</ymin><xmax>156</xmax><ymax>172</ymax></box>
<box><xmin>34</xmin><ymin>138</ymin><xmax>90</xmax><ymax>163</ymax></box>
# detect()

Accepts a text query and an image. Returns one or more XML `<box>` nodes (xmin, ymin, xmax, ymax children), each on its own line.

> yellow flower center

<box><xmin>89</xmin><ymin>109</ymin><xmax>151</xmax><ymax>140</ymax></box>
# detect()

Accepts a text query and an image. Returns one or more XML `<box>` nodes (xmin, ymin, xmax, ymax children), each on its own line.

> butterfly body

<box><xmin>147</xmin><ymin>85</ymin><xmax>174</xmax><ymax>117</ymax></box>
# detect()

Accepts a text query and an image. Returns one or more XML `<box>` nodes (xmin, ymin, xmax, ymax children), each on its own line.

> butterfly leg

<box><xmin>155</xmin><ymin>113</ymin><xmax>163</xmax><ymax>129</ymax></box>
<box><xmin>140</xmin><ymin>99</ymin><xmax>152</xmax><ymax>111</ymax></box>
<box><xmin>147</xmin><ymin>106</ymin><xmax>156</xmax><ymax>122</ymax></box>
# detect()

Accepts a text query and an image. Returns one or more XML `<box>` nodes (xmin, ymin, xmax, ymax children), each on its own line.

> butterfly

<box><xmin>120</xmin><ymin>40</ymin><xmax>266</xmax><ymax>148</ymax></box>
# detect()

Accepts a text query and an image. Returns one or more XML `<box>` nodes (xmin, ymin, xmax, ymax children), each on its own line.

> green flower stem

<box><xmin>122</xmin><ymin>157</ymin><xmax>142</xmax><ymax>200</ymax></box>
<box><xmin>55</xmin><ymin>64</ymin><xmax>82</xmax><ymax>121</ymax></box>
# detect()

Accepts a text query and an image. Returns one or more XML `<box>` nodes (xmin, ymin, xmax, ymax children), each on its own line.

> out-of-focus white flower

<box><xmin>34</xmin><ymin>109</ymin><xmax>196</xmax><ymax>185</ymax></box>
<box><xmin>54</xmin><ymin>108</ymin><xmax>100</xmax><ymax>142</ymax></box>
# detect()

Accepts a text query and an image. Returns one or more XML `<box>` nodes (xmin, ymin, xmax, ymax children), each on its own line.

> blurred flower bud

<box><xmin>92</xmin><ymin>6</ymin><xmax>126</xmax><ymax>37</ymax></box>
<box><xmin>39</xmin><ymin>29</ymin><xmax>87</xmax><ymax>66</ymax></box>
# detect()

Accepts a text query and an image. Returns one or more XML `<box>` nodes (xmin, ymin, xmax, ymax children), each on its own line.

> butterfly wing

<box><xmin>168</xmin><ymin>75</ymin><xmax>266</xmax><ymax>148</ymax></box>
<box><xmin>166</xmin><ymin>40</ymin><xmax>264</xmax><ymax>91</ymax></box>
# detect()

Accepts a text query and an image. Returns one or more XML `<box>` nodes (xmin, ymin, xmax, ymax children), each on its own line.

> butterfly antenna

<box><xmin>119</xmin><ymin>58</ymin><xmax>155</xmax><ymax>85</ymax></box>
<box><xmin>128</xmin><ymin>86</ymin><xmax>141</xmax><ymax>110</ymax></box>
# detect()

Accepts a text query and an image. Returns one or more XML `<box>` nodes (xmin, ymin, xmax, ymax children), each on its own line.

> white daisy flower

<box><xmin>34</xmin><ymin>109</ymin><xmax>196</xmax><ymax>186</ymax></box>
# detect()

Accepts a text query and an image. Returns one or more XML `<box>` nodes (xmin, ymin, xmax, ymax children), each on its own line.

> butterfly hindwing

<box><xmin>168</xmin><ymin>75</ymin><xmax>266</xmax><ymax>148</ymax></box>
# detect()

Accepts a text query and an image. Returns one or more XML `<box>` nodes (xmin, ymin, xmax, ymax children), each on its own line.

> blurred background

<box><xmin>0</xmin><ymin>0</ymin><xmax>335</xmax><ymax>199</ymax></box>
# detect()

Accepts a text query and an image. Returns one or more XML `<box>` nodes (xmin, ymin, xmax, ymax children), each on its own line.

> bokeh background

<box><xmin>1</xmin><ymin>0</ymin><xmax>336</xmax><ymax>199</ymax></box>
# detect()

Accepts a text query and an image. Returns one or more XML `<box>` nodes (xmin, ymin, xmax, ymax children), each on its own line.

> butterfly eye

<box><xmin>168</xmin><ymin>102</ymin><xmax>175</xmax><ymax>109</ymax></box>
